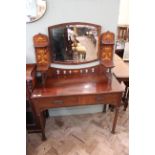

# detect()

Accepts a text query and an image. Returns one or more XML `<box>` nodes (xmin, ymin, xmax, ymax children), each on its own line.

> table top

<box><xmin>32</xmin><ymin>73</ymin><xmax>124</xmax><ymax>98</ymax></box>
<box><xmin>113</xmin><ymin>54</ymin><xmax>129</xmax><ymax>81</ymax></box>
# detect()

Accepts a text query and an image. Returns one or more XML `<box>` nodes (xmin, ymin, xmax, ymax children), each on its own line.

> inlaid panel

<box><xmin>100</xmin><ymin>31</ymin><xmax>115</xmax><ymax>61</ymax></box>
<box><xmin>101</xmin><ymin>31</ymin><xmax>114</xmax><ymax>44</ymax></box>
<box><xmin>101</xmin><ymin>46</ymin><xmax>113</xmax><ymax>61</ymax></box>
<box><xmin>33</xmin><ymin>33</ymin><xmax>51</xmax><ymax>72</ymax></box>
<box><xmin>36</xmin><ymin>48</ymin><xmax>50</xmax><ymax>65</ymax></box>
<box><xmin>33</xmin><ymin>33</ymin><xmax>49</xmax><ymax>47</ymax></box>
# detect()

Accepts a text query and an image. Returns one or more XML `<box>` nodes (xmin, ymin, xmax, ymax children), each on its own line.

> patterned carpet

<box><xmin>27</xmin><ymin>106</ymin><xmax>128</xmax><ymax>155</ymax></box>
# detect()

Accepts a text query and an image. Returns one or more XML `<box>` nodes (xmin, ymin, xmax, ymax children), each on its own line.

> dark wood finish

<box><xmin>31</xmin><ymin>70</ymin><xmax>124</xmax><ymax>140</ymax></box>
<box><xmin>113</xmin><ymin>54</ymin><xmax>129</xmax><ymax>110</ymax></box>
<box><xmin>122</xmin><ymin>81</ymin><xmax>129</xmax><ymax>111</ymax></box>
<box><xmin>26</xmin><ymin>64</ymin><xmax>49</xmax><ymax>133</ymax></box>
<box><xmin>33</xmin><ymin>33</ymin><xmax>51</xmax><ymax>86</ymax></box>
<box><xmin>26</xmin><ymin>64</ymin><xmax>36</xmax><ymax>89</ymax></box>
<box><xmin>100</xmin><ymin>31</ymin><xmax>115</xmax><ymax>71</ymax></box>
<box><xmin>26</xmin><ymin>64</ymin><xmax>39</xmax><ymax>132</ymax></box>
<box><xmin>48</xmin><ymin>22</ymin><xmax>101</xmax><ymax>30</ymax></box>
<box><xmin>30</xmin><ymin>23</ymin><xmax>125</xmax><ymax>140</ymax></box>
<box><xmin>47</xmin><ymin>64</ymin><xmax>106</xmax><ymax>78</ymax></box>
<box><xmin>101</xmin><ymin>60</ymin><xmax>115</xmax><ymax>70</ymax></box>
<box><xmin>48</xmin><ymin>22</ymin><xmax>101</xmax><ymax>64</ymax></box>
<box><xmin>100</xmin><ymin>31</ymin><xmax>114</xmax><ymax>61</ymax></box>
<box><xmin>33</xmin><ymin>33</ymin><xmax>51</xmax><ymax>67</ymax></box>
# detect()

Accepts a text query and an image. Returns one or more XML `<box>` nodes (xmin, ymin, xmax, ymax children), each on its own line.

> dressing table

<box><xmin>27</xmin><ymin>22</ymin><xmax>124</xmax><ymax>140</ymax></box>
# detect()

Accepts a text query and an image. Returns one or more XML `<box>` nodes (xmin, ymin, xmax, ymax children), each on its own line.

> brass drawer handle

<box><xmin>52</xmin><ymin>100</ymin><xmax>64</xmax><ymax>104</ymax></box>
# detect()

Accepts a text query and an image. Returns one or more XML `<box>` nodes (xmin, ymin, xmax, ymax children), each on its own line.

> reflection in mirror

<box><xmin>26</xmin><ymin>0</ymin><xmax>47</xmax><ymax>23</ymax></box>
<box><xmin>48</xmin><ymin>24</ymin><xmax>101</xmax><ymax>63</ymax></box>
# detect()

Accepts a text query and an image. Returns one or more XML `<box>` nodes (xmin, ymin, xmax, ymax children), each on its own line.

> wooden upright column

<box><xmin>33</xmin><ymin>33</ymin><xmax>51</xmax><ymax>86</ymax></box>
<box><xmin>100</xmin><ymin>31</ymin><xmax>115</xmax><ymax>112</ymax></box>
<box><xmin>100</xmin><ymin>31</ymin><xmax>115</xmax><ymax>72</ymax></box>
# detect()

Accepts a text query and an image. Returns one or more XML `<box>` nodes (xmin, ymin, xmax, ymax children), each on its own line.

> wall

<box><xmin>26</xmin><ymin>0</ymin><xmax>120</xmax><ymax>116</ymax></box>
<box><xmin>26</xmin><ymin>0</ymin><xmax>120</xmax><ymax>63</ymax></box>
<box><xmin>118</xmin><ymin>0</ymin><xmax>129</xmax><ymax>25</ymax></box>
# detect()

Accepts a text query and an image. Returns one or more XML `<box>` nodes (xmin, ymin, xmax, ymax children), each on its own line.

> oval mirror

<box><xmin>48</xmin><ymin>22</ymin><xmax>101</xmax><ymax>64</ymax></box>
<box><xmin>26</xmin><ymin>0</ymin><xmax>47</xmax><ymax>23</ymax></box>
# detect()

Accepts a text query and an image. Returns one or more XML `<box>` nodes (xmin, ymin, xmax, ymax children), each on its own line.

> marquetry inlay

<box><xmin>33</xmin><ymin>33</ymin><xmax>50</xmax><ymax>69</ymax></box>
<box><xmin>101</xmin><ymin>46</ymin><xmax>113</xmax><ymax>60</ymax></box>
<box><xmin>101</xmin><ymin>31</ymin><xmax>114</xmax><ymax>44</ymax></box>
<box><xmin>100</xmin><ymin>31</ymin><xmax>115</xmax><ymax>61</ymax></box>
<box><xmin>33</xmin><ymin>33</ymin><xmax>48</xmax><ymax>46</ymax></box>
<box><xmin>36</xmin><ymin>48</ymin><xmax>49</xmax><ymax>64</ymax></box>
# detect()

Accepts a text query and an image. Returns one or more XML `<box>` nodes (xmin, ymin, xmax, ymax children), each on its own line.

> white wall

<box><xmin>26</xmin><ymin>0</ymin><xmax>120</xmax><ymax>63</ymax></box>
<box><xmin>26</xmin><ymin>0</ymin><xmax>120</xmax><ymax>116</ymax></box>
<box><xmin>118</xmin><ymin>0</ymin><xmax>129</xmax><ymax>25</ymax></box>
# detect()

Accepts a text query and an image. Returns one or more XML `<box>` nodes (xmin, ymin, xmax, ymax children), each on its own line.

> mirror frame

<box><xmin>48</xmin><ymin>22</ymin><xmax>101</xmax><ymax>64</ymax></box>
<box><xmin>26</xmin><ymin>0</ymin><xmax>47</xmax><ymax>23</ymax></box>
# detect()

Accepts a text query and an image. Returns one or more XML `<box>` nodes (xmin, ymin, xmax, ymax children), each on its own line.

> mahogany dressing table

<box><xmin>28</xmin><ymin>22</ymin><xmax>124</xmax><ymax>140</ymax></box>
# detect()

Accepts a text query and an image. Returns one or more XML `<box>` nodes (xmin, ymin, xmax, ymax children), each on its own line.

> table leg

<box><xmin>103</xmin><ymin>104</ymin><xmax>107</xmax><ymax>112</ymax></box>
<box><xmin>43</xmin><ymin>110</ymin><xmax>49</xmax><ymax>118</ymax></box>
<box><xmin>124</xmin><ymin>88</ymin><xmax>129</xmax><ymax>111</ymax></box>
<box><xmin>122</xmin><ymin>85</ymin><xmax>128</xmax><ymax>100</ymax></box>
<box><xmin>38</xmin><ymin>113</ymin><xmax>47</xmax><ymax>141</ymax></box>
<box><xmin>109</xmin><ymin>104</ymin><xmax>114</xmax><ymax>112</ymax></box>
<box><xmin>111</xmin><ymin>106</ymin><xmax>119</xmax><ymax>134</ymax></box>
<box><xmin>122</xmin><ymin>81</ymin><xmax>129</xmax><ymax>111</ymax></box>
<box><xmin>41</xmin><ymin>129</ymin><xmax>46</xmax><ymax>141</ymax></box>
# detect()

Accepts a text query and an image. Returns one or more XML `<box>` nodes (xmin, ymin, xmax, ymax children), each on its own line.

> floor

<box><xmin>77</xmin><ymin>36</ymin><xmax>98</xmax><ymax>61</ymax></box>
<box><xmin>27</xmin><ymin>106</ymin><xmax>129</xmax><ymax>155</ymax></box>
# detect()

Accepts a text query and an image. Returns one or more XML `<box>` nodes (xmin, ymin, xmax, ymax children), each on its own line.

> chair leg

<box><xmin>121</xmin><ymin>81</ymin><xmax>129</xmax><ymax>111</ymax></box>
<box><xmin>109</xmin><ymin>104</ymin><xmax>114</xmax><ymax>112</ymax></box>
<box><xmin>124</xmin><ymin>88</ymin><xmax>129</xmax><ymax>111</ymax></box>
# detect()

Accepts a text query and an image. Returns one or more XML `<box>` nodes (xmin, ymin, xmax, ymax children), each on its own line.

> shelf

<box><xmin>101</xmin><ymin>60</ymin><xmax>115</xmax><ymax>68</ymax></box>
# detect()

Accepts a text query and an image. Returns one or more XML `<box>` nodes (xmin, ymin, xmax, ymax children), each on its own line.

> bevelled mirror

<box><xmin>26</xmin><ymin>0</ymin><xmax>47</xmax><ymax>23</ymax></box>
<box><xmin>48</xmin><ymin>22</ymin><xmax>101</xmax><ymax>64</ymax></box>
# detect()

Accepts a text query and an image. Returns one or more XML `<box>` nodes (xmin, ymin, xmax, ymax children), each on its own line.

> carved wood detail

<box><xmin>33</xmin><ymin>33</ymin><xmax>49</xmax><ymax>47</ymax></box>
<box><xmin>29</xmin><ymin>26</ymin><xmax>124</xmax><ymax>140</ymax></box>
<box><xmin>101</xmin><ymin>46</ymin><xmax>113</xmax><ymax>60</ymax></box>
<box><xmin>101</xmin><ymin>31</ymin><xmax>114</xmax><ymax>44</ymax></box>
<box><xmin>100</xmin><ymin>31</ymin><xmax>115</xmax><ymax>62</ymax></box>
<box><xmin>36</xmin><ymin>48</ymin><xmax>50</xmax><ymax>65</ymax></box>
<box><xmin>32</xmin><ymin>29</ymin><xmax>116</xmax><ymax>85</ymax></box>
<box><xmin>47</xmin><ymin>64</ymin><xmax>107</xmax><ymax>78</ymax></box>
<box><xmin>33</xmin><ymin>33</ymin><xmax>51</xmax><ymax>71</ymax></box>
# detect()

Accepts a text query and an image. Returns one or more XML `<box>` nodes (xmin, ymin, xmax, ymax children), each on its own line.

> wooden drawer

<box><xmin>33</xmin><ymin>93</ymin><xmax>120</xmax><ymax>109</ymax></box>
<box><xmin>79</xmin><ymin>94</ymin><xmax>119</xmax><ymax>105</ymax></box>
<box><xmin>34</xmin><ymin>96</ymin><xmax>78</xmax><ymax>108</ymax></box>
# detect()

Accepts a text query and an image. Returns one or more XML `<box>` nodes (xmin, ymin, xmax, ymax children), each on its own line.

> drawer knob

<box><xmin>52</xmin><ymin>100</ymin><xmax>64</xmax><ymax>104</ymax></box>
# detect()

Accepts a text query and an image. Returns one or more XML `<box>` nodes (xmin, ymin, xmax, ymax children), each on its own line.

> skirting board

<box><xmin>49</xmin><ymin>104</ymin><xmax>104</xmax><ymax>117</ymax></box>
